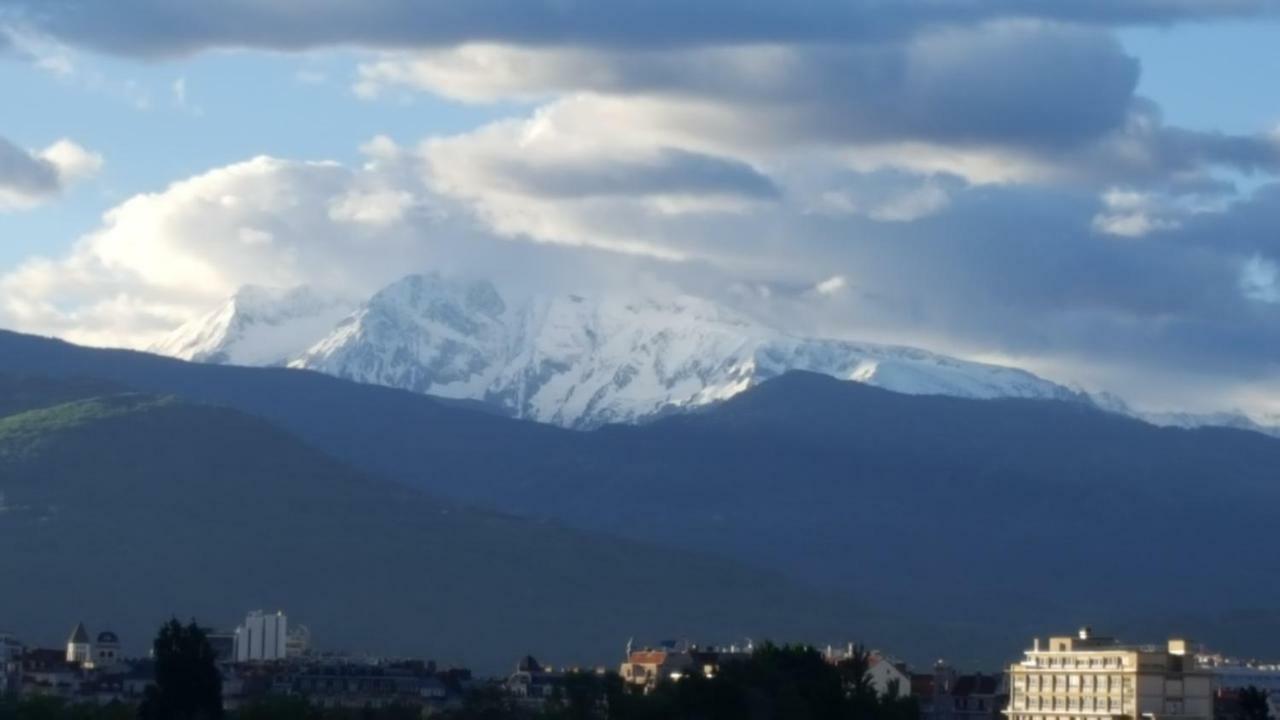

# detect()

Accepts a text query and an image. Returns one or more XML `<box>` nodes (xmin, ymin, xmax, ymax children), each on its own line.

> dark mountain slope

<box><xmin>2</xmin><ymin>331</ymin><xmax>1278</xmax><ymax>664</ymax></box>
<box><xmin>0</xmin><ymin>379</ymin><xmax>903</xmax><ymax>673</ymax></box>
<box><xmin>0</xmin><ymin>330</ymin><xmax>582</xmax><ymax>499</ymax></box>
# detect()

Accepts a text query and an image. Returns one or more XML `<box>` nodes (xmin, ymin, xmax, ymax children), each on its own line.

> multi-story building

<box><xmin>1006</xmin><ymin>628</ymin><xmax>1212</xmax><ymax>720</ymax></box>
<box><xmin>1</xmin><ymin>633</ymin><xmax>24</xmax><ymax>693</ymax></box>
<box><xmin>234</xmin><ymin>611</ymin><xmax>288</xmax><ymax>663</ymax></box>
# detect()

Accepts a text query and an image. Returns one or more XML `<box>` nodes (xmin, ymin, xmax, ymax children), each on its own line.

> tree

<box><xmin>836</xmin><ymin>644</ymin><xmax>880</xmax><ymax>719</ymax></box>
<box><xmin>1240</xmin><ymin>687</ymin><xmax>1272</xmax><ymax>720</ymax></box>
<box><xmin>137</xmin><ymin>619</ymin><xmax>222</xmax><ymax>720</ymax></box>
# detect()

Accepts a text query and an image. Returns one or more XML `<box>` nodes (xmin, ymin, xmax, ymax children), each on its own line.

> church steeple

<box><xmin>66</xmin><ymin>622</ymin><xmax>91</xmax><ymax>665</ymax></box>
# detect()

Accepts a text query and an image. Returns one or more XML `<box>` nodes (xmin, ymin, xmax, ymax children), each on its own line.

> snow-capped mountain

<box><xmin>154</xmin><ymin>273</ymin><xmax>1083</xmax><ymax>428</ymax></box>
<box><xmin>150</xmin><ymin>285</ymin><xmax>357</xmax><ymax>366</ymax></box>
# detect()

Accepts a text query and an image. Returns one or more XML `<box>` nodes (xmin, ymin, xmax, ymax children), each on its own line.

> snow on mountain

<box><xmin>1140</xmin><ymin>409</ymin><xmax>1280</xmax><ymax>437</ymax></box>
<box><xmin>150</xmin><ymin>285</ymin><xmax>357</xmax><ymax>366</ymax></box>
<box><xmin>148</xmin><ymin>274</ymin><xmax>1280</xmax><ymax>433</ymax></box>
<box><xmin>275</xmin><ymin>274</ymin><xmax>1081</xmax><ymax>428</ymax></box>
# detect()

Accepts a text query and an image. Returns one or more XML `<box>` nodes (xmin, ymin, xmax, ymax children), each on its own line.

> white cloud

<box><xmin>1241</xmin><ymin>255</ymin><xmax>1280</xmax><ymax>303</ymax></box>
<box><xmin>0</xmin><ymin>136</ymin><xmax>102</xmax><ymax>211</ymax></box>
<box><xmin>328</xmin><ymin>189</ymin><xmax>415</xmax><ymax>226</ymax></box>
<box><xmin>814</xmin><ymin>275</ymin><xmax>848</xmax><ymax>296</ymax></box>
<box><xmin>40</xmin><ymin>138</ymin><xmax>104</xmax><ymax>182</ymax></box>
<box><xmin>0</xmin><ymin>154</ymin><xmax>450</xmax><ymax>347</ymax></box>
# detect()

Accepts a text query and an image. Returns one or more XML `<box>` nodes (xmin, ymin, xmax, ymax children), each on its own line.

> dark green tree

<box><xmin>835</xmin><ymin>643</ymin><xmax>881</xmax><ymax>720</ymax></box>
<box><xmin>137</xmin><ymin>619</ymin><xmax>222</xmax><ymax>720</ymax></box>
<box><xmin>1240</xmin><ymin>687</ymin><xmax>1272</xmax><ymax>720</ymax></box>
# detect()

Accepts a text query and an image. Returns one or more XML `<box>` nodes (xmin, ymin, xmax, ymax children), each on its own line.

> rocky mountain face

<box><xmin>152</xmin><ymin>274</ymin><xmax>1082</xmax><ymax>428</ymax></box>
<box><xmin>150</xmin><ymin>285</ymin><xmax>358</xmax><ymax>366</ymax></box>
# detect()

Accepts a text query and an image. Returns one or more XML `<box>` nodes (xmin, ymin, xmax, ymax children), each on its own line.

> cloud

<box><xmin>0</xmin><ymin>149</ymin><xmax>620</xmax><ymax>348</ymax></box>
<box><xmin>5</xmin><ymin>1</ymin><xmax>1280</xmax><ymax>421</ymax></box>
<box><xmin>813</xmin><ymin>275</ymin><xmax>847</xmax><ymax>296</ymax></box>
<box><xmin>360</xmin><ymin>23</ymin><xmax>1141</xmax><ymax>151</ymax></box>
<box><xmin>0</xmin><ymin>135</ymin><xmax>101</xmax><ymax>211</ymax></box>
<box><xmin>1240</xmin><ymin>255</ymin><xmax>1280</xmax><ymax>303</ymax></box>
<box><xmin>0</xmin><ymin>0</ymin><xmax>1272</xmax><ymax>57</ymax></box>
<box><xmin>6</xmin><ymin>140</ymin><xmax>1280</xmax><ymax>420</ymax></box>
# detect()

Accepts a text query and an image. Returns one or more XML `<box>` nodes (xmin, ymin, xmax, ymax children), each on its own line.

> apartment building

<box><xmin>1006</xmin><ymin>628</ymin><xmax>1212</xmax><ymax>720</ymax></box>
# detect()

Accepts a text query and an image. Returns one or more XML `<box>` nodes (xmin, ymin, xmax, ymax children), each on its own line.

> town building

<box><xmin>1</xmin><ymin>633</ymin><xmax>24</xmax><ymax>694</ymax></box>
<box><xmin>93</xmin><ymin>631</ymin><xmax>122</xmax><ymax>668</ymax></box>
<box><xmin>227</xmin><ymin>656</ymin><xmax>465</xmax><ymax>712</ymax></box>
<box><xmin>20</xmin><ymin>647</ymin><xmax>84</xmax><ymax>698</ymax></box>
<box><xmin>911</xmin><ymin>660</ymin><xmax>1008</xmax><ymax>720</ymax></box>
<box><xmin>506</xmin><ymin>655</ymin><xmax>567</xmax><ymax>706</ymax></box>
<box><xmin>867</xmin><ymin>652</ymin><xmax>913</xmax><ymax>699</ymax></box>
<box><xmin>1006</xmin><ymin>628</ymin><xmax>1213</xmax><ymax>720</ymax></box>
<box><xmin>65</xmin><ymin>623</ymin><xmax>91</xmax><ymax>666</ymax></box>
<box><xmin>234</xmin><ymin>610</ymin><xmax>288</xmax><ymax>662</ymax></box>
<box><xmin>620</xmin><ymin>641</ymin><xmax>751</xmax><ymax>692</ymax></box>
<box><xmin>286</xmin><ymin>624</ymin><xmax>311</xmax><ymax>658</ymax></box>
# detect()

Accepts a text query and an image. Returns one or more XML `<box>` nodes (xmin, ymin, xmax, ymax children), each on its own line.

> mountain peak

<box><xmin>149</xmin><ymin>283</ymin><xmax>357</xmax><ymax>366</ymax></box>
<box><xmin>155</xmin><ymin>273</ymin><xmax>1081</xmax><ymax>428</ymax></box>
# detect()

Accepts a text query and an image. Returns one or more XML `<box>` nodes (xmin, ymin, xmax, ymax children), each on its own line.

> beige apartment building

<box><xmin>1007</xmin><ymin>628</ymin><xmax>1212</xmax><ymax>720</ymax></box>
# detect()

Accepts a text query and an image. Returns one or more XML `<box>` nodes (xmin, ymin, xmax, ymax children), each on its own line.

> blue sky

<box><xmin>2</xmin><ymin>1</ymin><xmax>1280</xmax><ymax>418</ymax></box>
<box><xmin>0</xmin><ymin>47</ymin><xmax>520</xmax><ymax>267</ymax></box>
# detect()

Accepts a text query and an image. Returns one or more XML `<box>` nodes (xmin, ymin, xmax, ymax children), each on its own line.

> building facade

<box><xmin>1</xmin><ymin>633</ymin><xmax>23</xmax><ymax>694</ymax></box>
<box><xmin>65</xmin><ymin>623</ymin><xmax>91</xmax><ymax>666</ymax></box>
<box><xmin>620</xmin><ymin>642</ymin><xmax>751</xmax><ymax>692</ymax></box>
<box><xmin>1007</xmin><ymin>628</ymin><xmax>1212</xmax><ymax>720</ymax></box>
<box><xmin>234</xmin><ymin>611</ymin><xmax>288</xmax><ymax>663</ymax></box>
<box><xmin>867</xmin><ymin>653</ymin><xmax>913</xmax><ymax>699</ymax></box>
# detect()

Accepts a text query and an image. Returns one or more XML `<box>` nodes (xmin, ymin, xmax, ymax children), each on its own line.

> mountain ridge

<box><xmin>151</xmin><ymin>273</ymin><xmax>1085</xmax><ymax>429</ymax></box>
<box><xmin>0</xmin><ymin>373</ymin><xmax>908</xmax><ymax>672</ymax></box>
<box><xmin>2</xmin><ymin>329</ymin><xmax>1279</xmax><ymax>663</ymax></box>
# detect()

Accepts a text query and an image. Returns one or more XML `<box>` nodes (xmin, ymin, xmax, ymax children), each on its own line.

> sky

<box><xmin>1</xmin><ymin>0</ymin><xmax>1279</xmax><ymax>419</ymax></box>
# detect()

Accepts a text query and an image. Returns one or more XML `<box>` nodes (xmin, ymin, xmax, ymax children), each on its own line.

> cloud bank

<box><xmin>1</xmin><ymin>0</ymin><xmax>1274</xmax><ymax>56</ymax></box>
<box><xmin>3</xmin><ymin>1</ymin><xmax>1280</xmax><ymax>419</ymax></box>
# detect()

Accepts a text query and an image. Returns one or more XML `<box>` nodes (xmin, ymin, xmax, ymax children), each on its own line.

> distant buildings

<box><xmin>1</xmin><ymin>633</ymin><xmax>23</xmax><ymax>693</ymax></box>
<box><xmin>234</xmin><ymin>610</ymin><xmax>288</xmax><ymax>662</ymax></box>
<box><xmin>1006</xmin><ymin>627</ymin><xmax>1213</xmax><ymax>720</ymax></box>
<box><xmin>59</xmin><ymin>622</ymin><xmax>123</xmax><ymax>671</ymax></box>
<box><xmin>619</xmin><ymin>641</ymin><xmax>751</xmax><ymax>692</ymax></box>
<box><xmin>506</xmin><ymin>655</ymin><xmax>568</xmax><ymax>705</ymax></box>
<box><xmin>1198</xmin><ymin>652</ymin><xmax>1280</xmax><ymax>693</ymax></box>
<box><xmin>230</xmin><ymin>656</ymin><xmax>464</xmax><ymax>711</ymax></box>
<box><xmin>918</xmin><ymin>662</ymin><xmax>1007</xmax><ymax>720</ymax></box>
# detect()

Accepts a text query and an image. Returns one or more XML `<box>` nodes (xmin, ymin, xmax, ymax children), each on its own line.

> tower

<box><xmin>66</xmin><ymin>622</ymin><xmax>91</xmax><ymax>665</ymax></box>
<box><xmin>94</xmin><ymin>631</ymin><xmax>121</xmax><ymax>666</ymax></box>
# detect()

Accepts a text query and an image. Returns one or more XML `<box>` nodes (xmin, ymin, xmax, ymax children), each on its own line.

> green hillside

<box><xmin>0</xmin><ymin>376</ymin><xmax>901</xmax><ymax>673</ymax></box>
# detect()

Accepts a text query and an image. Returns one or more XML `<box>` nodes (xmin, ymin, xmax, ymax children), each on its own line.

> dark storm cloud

<box><xmin>0</xmin><ymin>0</ymin><xmax>1273</xmax><ymax>56</ymax></box>
<box><xmin>793</xmin><ymin>182</ymin><xmax>1280</xmax><ymax>380</ymax></box>
<box><xmin>439</xmin><ymin>23</ymin><xmax>1142</xmax><ymax>149</ymax></box>
<box><xmin>0</xmin><ymin>134</ymin><xmax>60</xmax><ymax>197</ymax></box>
